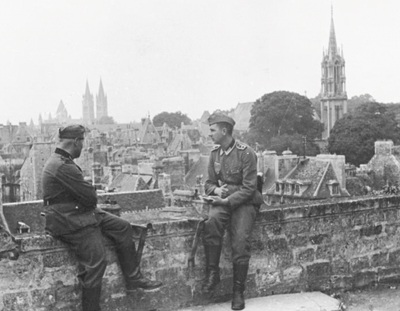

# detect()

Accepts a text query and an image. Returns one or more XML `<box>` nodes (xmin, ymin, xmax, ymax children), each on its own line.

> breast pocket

<box><xmin>227</xmin><ymin>166</ymin><xmax>242</xmax><ymax>183</ymax></box>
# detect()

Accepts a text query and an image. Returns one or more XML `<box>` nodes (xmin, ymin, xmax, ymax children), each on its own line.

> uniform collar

<box><xmin>220</xmin><ymin>138</ymin><xmax>236</xmax><ymax>156</ymax></box>
<box><xmin>55</xmin><ymin>148</ymin><xmax>74</xmax><ymax>161</ymax></box>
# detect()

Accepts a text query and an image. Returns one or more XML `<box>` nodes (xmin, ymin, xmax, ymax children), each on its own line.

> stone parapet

<box><xmin>2</xmin><ymin>195</ymin><xmax>400</xmax><ymax>310</ymax></box>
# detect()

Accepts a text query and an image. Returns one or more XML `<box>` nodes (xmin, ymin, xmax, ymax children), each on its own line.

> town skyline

<box><xmin>1</xmin><ymin>0</ymin><xmax>400</xmax><ymax>125</ymax></box>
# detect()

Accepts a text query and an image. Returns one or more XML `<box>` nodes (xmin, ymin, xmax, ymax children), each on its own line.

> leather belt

<box><xmin>44</xmin><ymin>198</ymin><xmax>74</xmax><ymax>206</ymax></box>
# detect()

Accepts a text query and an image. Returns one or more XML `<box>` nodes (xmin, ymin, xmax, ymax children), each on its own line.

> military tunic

<box><xmin>204</xmin><ymin>140</ymin><xmax>262</xmax><ymax>264</ymax></box>
<box><xmin>42</xmin><ymin>148</ymin><xmax>138</xmax><ymax>289</ymax></box>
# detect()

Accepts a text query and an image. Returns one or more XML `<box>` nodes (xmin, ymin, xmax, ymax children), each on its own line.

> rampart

<box><xmin>1</xmin><ymin>191</ymin><xmax>400</xmax><ymax>310</ymax></box>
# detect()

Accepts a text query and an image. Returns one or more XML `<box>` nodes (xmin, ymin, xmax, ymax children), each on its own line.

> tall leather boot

<box><xmin>82</xmin><ymin>286</ymin><xmax>102</xmax><ymax>311</ymax></box>
<box><xmin>117</xmin><ymin>242</ymin><xmax>162</xmax><ymax>292</ymax></box>
<box><xmin>202</xmin><ymin>245</ymin><xmax>222</xmax><ymax>292</ymax></box>
<box><xmin>231</xmin><ymin>263</ymin><xmax>249</xmax><ymax>310</ymax></box>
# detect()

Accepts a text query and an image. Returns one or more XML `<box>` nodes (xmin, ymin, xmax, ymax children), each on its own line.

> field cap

<box><xmin>207</xmin><ymin>112</ymin><xmax>235</xmax><ymax>126</ymax></box>
<box><xmin>59</xmin><ymin>125</ymin><xmax>86</xmax><ymax>139</ymax></box>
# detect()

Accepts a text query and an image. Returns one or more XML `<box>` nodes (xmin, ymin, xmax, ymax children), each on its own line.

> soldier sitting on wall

<box><xmin>41</xmin><ymin>125</ymin><xmax>162</xmax><ymax>311</ymax></box>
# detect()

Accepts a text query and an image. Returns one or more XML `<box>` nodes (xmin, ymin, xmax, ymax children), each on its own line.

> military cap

<box><xmin>58</xmin><ymin>125</ymin><xmax>86</xmax><ymax>139</ymax></box>
<box><xmin>207</xmin><ymin>112</ymin><xmax>236</xmax><ymax>126</ymax></box>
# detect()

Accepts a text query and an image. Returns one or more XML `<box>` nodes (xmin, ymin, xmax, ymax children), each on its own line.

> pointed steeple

<box><xmin>328</xmin><ymin>5</ymin><xmax>337</xmax><ymax>58</ymax></box>
<box><xmin>98</xmin><ymin>78</ymin><xmax>104</xmax><ymax>97</ymax></box>
<box><xmin>82</xmin><ymin>79</ymin><xmax>95</xmax><ymax>123</ymax></box>
<box><xmin>96</xmin><ymin>78</ymin><xmax>108</xmax><ymax>120</ymax></box>
<box><xmin>85</xmin><ymin>79</ymin><xmax>91</xmax><ymax>97</ymax></box>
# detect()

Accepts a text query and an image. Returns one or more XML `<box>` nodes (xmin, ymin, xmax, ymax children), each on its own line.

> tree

<box><xmin>269</xmin><ymin>133</ymin><xmax>320</xmax><ymax>156</ymax></box>
<box><xmin>152</xmin><ymin>111</ymin><xmax>191</xmax><ymax>128</ymax></box>
<box><xmin>247</xmin><ymin>91</ymin><xmax>323</xmax><ymax>150</ymax></box>
<box><xmin>347</xmin><ymin>94</ymin><xmax>376</xmax><ymax>115</ymax></box>
<box><xmin>328</xmin><ymin>102</ymin><xmax>400</xmax><ymax>166</ymax></box>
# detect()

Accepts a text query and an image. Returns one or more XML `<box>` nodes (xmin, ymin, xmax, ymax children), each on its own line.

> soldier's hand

<box><xmin>214</xmin><ymin>184</ymin><xmax>229</xmax><ymax>198</ymax></box>
<box><xmin>208</xmin><ymin>196</ymin><xmax>229</xmax><ymax>206</ymax></box>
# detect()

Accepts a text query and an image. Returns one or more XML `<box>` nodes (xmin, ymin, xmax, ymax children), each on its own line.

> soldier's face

<box><xmin>74</xmin><ymin>137</ymin><xmax>85</xmax><ymax>158</ymax></box>
<box><xmin>209</xmin><ymin>124</ymin><xmax>224</xmax><ymax>144</ymax></box>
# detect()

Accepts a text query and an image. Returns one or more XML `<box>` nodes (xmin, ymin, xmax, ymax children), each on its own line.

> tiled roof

<box><xmin>109</xmin><ymin>173</ymin><xmax>144</xmax><ymax>192</ymax></box>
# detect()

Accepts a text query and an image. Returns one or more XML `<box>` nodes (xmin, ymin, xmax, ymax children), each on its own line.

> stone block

<box><xmin>384</xmin><ymin>209</ymin><xmax>399</xmax><ymax>223</ymax></box>
<box><xmin>331</xmin><ymin>259</ymin><xmax>350</xmax><ymax>275</ymax></box>
<box><xmin>31</xmin><ymin>288</ymin><xmax>56</xmax><ymax>308</ymax></box>
<box><xmin>258</xmin><ymin>208</ymin><xmax>284</xmax><ymax>223</ymax></box>
<box><xmin>351</xmin><ymin>213</ymin><xmax>365</xmax><ymax>226</ymax></box>
<box><xmin>285</xmin><ymin>220</ymin><xmax>311</xmax><ymax>236</ymax></box>
<box><xmin>353</xmin><ymin>271</ymin><xmax>377</xmax><ymax>288</ymax></box>
<box><xmin>3</xmin><ymin>291</ymin><xmax>30</xmax><ymax>311</ymax></box>
<box><xmin>289</xmin><ymin>235</ymin><xmax>308</xmax><ymax>247</ymax></box>
<box><xmin>359</xmin><ymin>224</ymin><xmax>382</xmax><ymax>237</ymax></box>
<box><xmin>254</xmin><ymin>269</ymin><xmax>280</xmax><ymax>288</ymax></box>
<box><xmin>350</xmin><ymin>256</ymin><xmax>369</xmax><ymax>272</ymax></box>
<box><xmin>43</xmin><ymin>250</ymin><xmax>75</xmax><ymax>268</ymax></box>
<box><xmin>378</xmin><ymin>267</ymin><xmax>400</xmax><ymax>283</ymax></box>
<box><xmin>282</xmin><ymin>265</ymin><xmax>304</xmax><ymax>283</ymax></box>
<box><xmin>316</xmin><ymin>244</ymin><xmax>333</xmax><ymax>260</ymax></box>
<box><xmin>267</xmin><ymin>238</ymin><xmax>288</xmax><ymax>252</ymax></box>
<box><xmin>365</xmin><ymin>210</ymin><xmax>385</xmax><ymax>224</ymax></box>
<box><xmin>275</xmin><ymin>250</ymin><xmax>294</xmax><ymax>269</ymax></box>
<box><xmin>385</xmin><ymin>223</ymin><xmax>400</xmax><ymax>236</ymax></box>
<box><xmin>330</xmin><ymin>275</ymin><xmax>353</xmax><ymax>290</ymax></box>
<box><xmin>389</xmin><ymin>249</ymin><xmax>400</xmax><ymax>266</ymax></box>
<box><xmin>309</xmin><ymin>234</ymin><xmax>329</xmax><ymax>245</ymax></box>
<box><xmin>306</xmin><ymin>262</ymin><xmax>331</xmax><ymax>280</ymax></box>
<box><xmin>371</xmin><ymin>251</ymin><xmax>388</xmax><ymax>267</ymax></box>
<box><xmin>297</xmin><ymin>248</ymin><xmax>315</xmax><ymax>263</ymax></box>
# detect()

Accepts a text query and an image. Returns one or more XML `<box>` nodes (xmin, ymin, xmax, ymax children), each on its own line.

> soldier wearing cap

<box><xmin>203</xmin><ymin>113</ymin><xmax>263</xmax><ymax>310</ymax></box>
<box><xmin>42</xmin><ymin>125</ymin><xmax>162</xmax><ymax>311</ymax></box>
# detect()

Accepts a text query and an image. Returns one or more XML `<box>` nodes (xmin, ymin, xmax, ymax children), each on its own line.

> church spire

<box><xmin>85</xmin><ymin>79</ymin><xmax>91</xmax><ymax>96</ymax></box>
<box><xmin>328</xmin><ymin>5</ymin><xmax>337</xmax><ymax>58</ymax></box>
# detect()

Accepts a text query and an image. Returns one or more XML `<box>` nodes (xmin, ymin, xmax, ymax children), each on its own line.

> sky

<box><xmin>1</xmin><ymin>0</ymin><xmax>400</xmax><ymax>125</ymax></box>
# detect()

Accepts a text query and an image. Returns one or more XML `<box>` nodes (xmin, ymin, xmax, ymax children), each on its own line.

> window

<box><xmin>295</xmin><ymin>185</ymin><xmax>300</xmax><ymax>194</ymax></box>
<box><xmin>275</xmin><ymin>183</ymin><xmax>280</xmax><ymax>192</ymax></box>
<box><xmin>332</xmin><ymin>184</ymin><xmax>339</xmax><ymax>195</ymax></box>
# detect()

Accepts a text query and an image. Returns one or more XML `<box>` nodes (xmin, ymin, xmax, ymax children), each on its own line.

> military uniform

<box><xmin>202</xmin><ymin>113</ymin><xmax>263</xmax><ymax>310</ymax></box>
<box><xmin>42</xmin><ymin>125</ymin><xmax>161</xmax><ymax>311</ymax></box>
<box><xmin>204</xmin><ymin>139</ymin><xmax>262</xmax><ymax>263</ymax></box>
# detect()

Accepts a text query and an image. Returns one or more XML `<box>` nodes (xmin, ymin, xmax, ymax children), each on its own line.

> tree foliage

<box><xmin>328</xmin><ymin>102</ymin><xmax>400</xmax><ymax>166</ymax></box>
<box><xmin>269</xmin><ymin>133</ymin><xmax>320</xmax><ymax>156</ymax></box>
<box><xmin>347</xmin><ymin>94</ymin><xmax>376</xmax><ymax>115</ymax></box>
<box><xmin>247</xmin><ymin>91</ymin><xmax>323</xmax><ymax>152</ymax></box>
<box><xmin>152</xmin><ymin>111</ymin><xmax>191</xmax><ymax>128</ymax></box>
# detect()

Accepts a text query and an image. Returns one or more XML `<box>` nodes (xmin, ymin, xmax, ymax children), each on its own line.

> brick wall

<box><xmin>2</xmin><ymin>195</ymin><xmax>400</xmax><ymax>310</ymax></box>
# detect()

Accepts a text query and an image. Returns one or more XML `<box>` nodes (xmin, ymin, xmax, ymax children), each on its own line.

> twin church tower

<box><xmin>80</xmin><ymin>9</ymin><xmax>346</xmax><ymax>136</ymax></box>
<box><xmin>82</xmin><ymin>79</ymin><xmax>108</xmax><ymax>124</ymax></box>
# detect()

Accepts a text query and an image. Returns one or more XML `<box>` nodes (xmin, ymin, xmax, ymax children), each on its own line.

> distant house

<box><xmin>367</xmin><ymin>140</ymin><xmax>400</xmax><ymax>189</ymax></box>
<box><xmin>264</xmin><ymin>151</ymin><xmax>350</xmax><ymax>205</ymax></box>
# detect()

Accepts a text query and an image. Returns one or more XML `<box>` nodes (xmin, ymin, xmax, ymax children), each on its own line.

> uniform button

<box><xmin>75</xmin><ymin>206</ymin><xmax>79</xmax><ymax>209</ymax></box>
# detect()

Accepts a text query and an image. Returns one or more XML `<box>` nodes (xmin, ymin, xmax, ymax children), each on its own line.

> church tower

<box><xmin>96</xmin><ymin>79</ymin><xmax>108</xmax><ymax>120</ymax></box>
<box><xmin>82</xmin><ymin>80</ymin><xmax>95</xmax><ymax>124</ymax></box>
<box><xmin>320</xmin><ymin>8</ymin><xmax>347</xmax><ymax>138</ymax></box>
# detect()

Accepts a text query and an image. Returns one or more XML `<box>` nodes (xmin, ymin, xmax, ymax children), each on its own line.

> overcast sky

<box><xmin>0</xmin><ymin>0</ymin><xmax>399</xmax><ymax>125</ymax></box>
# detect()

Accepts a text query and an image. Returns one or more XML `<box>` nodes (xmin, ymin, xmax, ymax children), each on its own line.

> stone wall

<box><xmin>2</xmin><ymin>189</ymin><xmax>164</xmax><ymax>235</ymax></box>
<box><xmin>2</xmin><ymin>195</ymin><xmax>400</xmax><ymax>310</ymax></box>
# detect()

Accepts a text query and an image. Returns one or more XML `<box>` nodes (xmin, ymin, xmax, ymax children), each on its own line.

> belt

<box><xmin>44</xmin><ymin>198</ymin><xmax>75</xmax><ymax>206</ymax></box>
